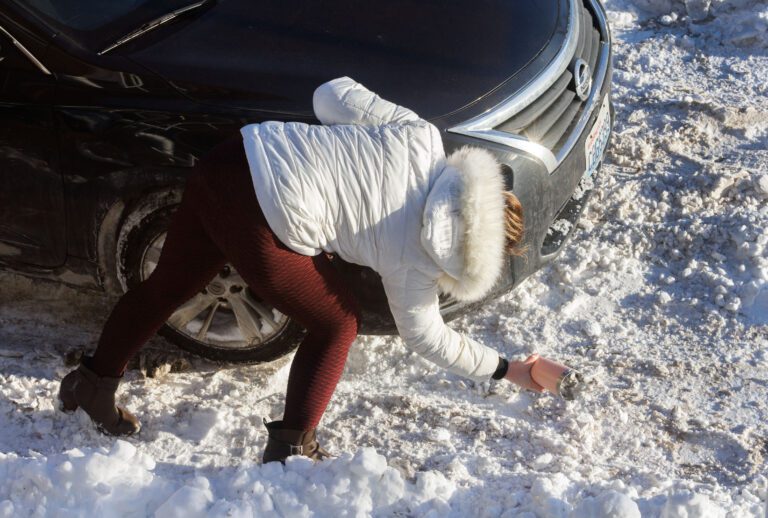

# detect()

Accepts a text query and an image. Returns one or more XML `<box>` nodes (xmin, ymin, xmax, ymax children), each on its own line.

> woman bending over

<box><xmin>59</xmin><ymin>77</ymin><xmax>544</xmax><ymax>463</ymax></box>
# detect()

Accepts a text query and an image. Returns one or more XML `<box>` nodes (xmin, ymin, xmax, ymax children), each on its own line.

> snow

<box><xmin>1</xmin><ymin>0</ymin><xmax>768</xmax><ymax>516</ymax></box>
<box><xmin>0</xmin><ymin>445</ymin><xmax>450</xmax><ymax>517</ymax></box>
<box><xmin>606</xmin><ymin>0</ymin><xmax>768</xmax><ymax>49</ymax></box>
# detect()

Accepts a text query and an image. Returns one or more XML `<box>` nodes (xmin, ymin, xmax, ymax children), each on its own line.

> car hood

<box><xmin>129</xmin><ymin>0</ymin><xmax>566</xmax><ymax>120</ymax></box>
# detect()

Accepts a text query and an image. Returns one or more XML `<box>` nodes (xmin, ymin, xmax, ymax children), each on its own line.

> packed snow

<box><xmin>1</xmin><ymin>0</ymin><xmax>767</xmax><ymax>516</ymax></box>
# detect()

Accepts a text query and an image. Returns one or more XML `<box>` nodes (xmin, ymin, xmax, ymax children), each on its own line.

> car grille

<box><xmin>494</xmin><ymin>1</ymin><xmax>603</xmax><ymax>154</ymax></box>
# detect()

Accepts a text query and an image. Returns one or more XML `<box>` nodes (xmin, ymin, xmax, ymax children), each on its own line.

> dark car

<box><xmin>0</xmin><ymin>0</ymin><xmax>613</xmax><ymax>363</ymax></box>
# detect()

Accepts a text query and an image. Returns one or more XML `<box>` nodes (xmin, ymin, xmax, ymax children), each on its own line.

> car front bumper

<box><xmin>349</xmin><ymin>0</ymin><xmax>614</xmax><ymax>334</ymax></box>
<box><xmin>440</xmin><ymin>49</ymin><xmax>614</xmax><ymax>325</ymax></box>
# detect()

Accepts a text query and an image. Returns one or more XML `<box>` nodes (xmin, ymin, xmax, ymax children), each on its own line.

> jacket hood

<box><xmin>421</xmin><ymin>147</ymin><xmax>506</xmax><ymax>302</ymax></box>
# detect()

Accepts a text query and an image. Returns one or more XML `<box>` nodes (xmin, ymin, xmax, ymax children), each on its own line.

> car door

<box><xmin>0</xmin><ymin>23</ymin><xmax>64</xmax><ymax>268</ymax></box>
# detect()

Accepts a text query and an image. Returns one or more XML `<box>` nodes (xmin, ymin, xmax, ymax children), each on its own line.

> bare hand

<box><xmin>504</xmin><ymin>354</ymin><xmax>545</xmax><ymax>392</ymax></box>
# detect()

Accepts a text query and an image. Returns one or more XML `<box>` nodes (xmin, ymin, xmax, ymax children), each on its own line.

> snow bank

<box><xmin>0</xmin><ymin>443</ymin><xmax>456</xmax><ymax>517</ymax></box>
<box><xmin>2</xmin><ymin>439</ymin><xmax>761</xmax><ymax>517</ymax></box>
<box><xmin>0</xmin><ymin>441</ymin><xmax>164</xmax><ymax>518</ymax></box>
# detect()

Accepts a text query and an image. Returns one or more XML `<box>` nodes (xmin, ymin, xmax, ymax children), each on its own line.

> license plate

<box><xmin>584</xmin><ymin>95</ymin><xmax>611</xmax><ymax>179</ymax></box>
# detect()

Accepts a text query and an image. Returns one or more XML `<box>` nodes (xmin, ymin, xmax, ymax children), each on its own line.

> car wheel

<box><xmin>118</xmin><ymin>194</ymin><xmax>303</xmax><ymax>363</ymax></box>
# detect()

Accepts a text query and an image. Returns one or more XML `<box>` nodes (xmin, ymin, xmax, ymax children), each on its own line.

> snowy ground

<box><xmin>1</xmin><ymin>1</ymin><xmax>767</xmax><ymax>516</ymax></box>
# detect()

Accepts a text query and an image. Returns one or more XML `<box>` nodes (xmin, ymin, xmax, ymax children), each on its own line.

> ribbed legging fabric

<box><xmin>90</xmin><ymin>136</ymin><xmax>361</xmax><ymax>430</ymax></box>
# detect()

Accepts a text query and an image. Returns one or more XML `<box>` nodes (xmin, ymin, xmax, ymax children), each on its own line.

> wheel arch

<box><xmin>96</xmin><ymin>179</ymin><xmax>185</xmax><ymax>296</ymax></box>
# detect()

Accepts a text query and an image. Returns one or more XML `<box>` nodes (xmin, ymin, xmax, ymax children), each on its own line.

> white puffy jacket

<box><xmin>240</xmin><ymin>77</ymin><xmax>508</xmax><ymax>382</ymax></box>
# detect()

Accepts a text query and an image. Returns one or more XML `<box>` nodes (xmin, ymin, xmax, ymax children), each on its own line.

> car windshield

<box><xmin>12</xmin><ymin>0</ymin><xmax>198</xmax><ymax>51</ymax></box>
<box><xmin>18</xmin><ymin>0</ymin><xmax>162</xmax><ymax>31</ymax></box>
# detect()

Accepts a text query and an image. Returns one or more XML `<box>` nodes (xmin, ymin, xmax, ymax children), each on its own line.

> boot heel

<box><xmin>58</xmin><ymin>387</ymin><xmax>78</xmax><ymax>413</ymax></box>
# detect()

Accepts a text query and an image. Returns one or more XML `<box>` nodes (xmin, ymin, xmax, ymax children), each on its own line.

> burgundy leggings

<box><xmin>90</xmin><ymin>136</ymin><xmax>361</xmax><ymax>430</ymax></box>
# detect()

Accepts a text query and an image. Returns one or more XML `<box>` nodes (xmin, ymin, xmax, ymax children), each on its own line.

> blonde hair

<box><xmin>503</xmin><ymin>191</ymin><xmax>526</xmax><ymax>256</ymax></box>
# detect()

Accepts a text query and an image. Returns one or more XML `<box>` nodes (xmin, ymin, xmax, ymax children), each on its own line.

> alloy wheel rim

<box><xmin>140</xmin><ymin>233</ymin><xmax>289</xmax><ymax>349</ymax></box>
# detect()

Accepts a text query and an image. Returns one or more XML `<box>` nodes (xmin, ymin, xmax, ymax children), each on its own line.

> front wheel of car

<box><xmin>117</xmin><ymin>193</ymin><xmax>304</xmax><ymax>363</ymax></box>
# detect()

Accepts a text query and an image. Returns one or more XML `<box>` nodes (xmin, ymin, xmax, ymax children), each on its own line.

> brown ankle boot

<box><xmin>262</xmin><ymin>419</ymin><xmax>331</xmax><ymax>464</ymax></box>
<box><xmin>58</xmin><ymin>358</ymin><xmax>141</xmax><ymax>436</ymax></box>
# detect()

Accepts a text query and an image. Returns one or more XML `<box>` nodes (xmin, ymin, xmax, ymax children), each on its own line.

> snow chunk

<box><xmin>109</xmin><ymin>440</ymin><xmax>136</xmax><ymax>462</ymax></box>
<box><xmin>427</xmin><ymin>428</ymin><xmax>452</xmax><ymax>443</ymax></box>
<box><xmin>572</xmin><ymin>490</ymin><xmax>641</xmax><ymax>518</ymax></box>
<box><xmin>660</xmin><ymin>492</ymin><xmax>725</xmax><ymax>518</ymax></box>
<box><xmin>414</xmin><ymin>470</ymin><xmax>456</xmax><ymax>503</ymax></box>
<box><xmin>349</xmin><ymin>447</ymin><xmax>387</xmax><ymax>478</ymax></box>
<box><xmin>756</xmin><ymin>174</ymin><xmax>768</xmax><ymax>196</ymax></box>
<box><xmin>582</xmin><ymin>321</ymin><xmax>603</xmax><ymax>338</ymax></box>
<box><xmin>532</xmin><ymin>453</ymin><xmax>555</xmax><ymax>469</ymax></box>
<box><xmin>155</xmin><ymin>483</ymin><xmax>213</xmax><ymax>518</ymax></box>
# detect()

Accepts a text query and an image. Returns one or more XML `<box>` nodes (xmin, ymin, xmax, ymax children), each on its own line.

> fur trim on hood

<box><xmin>433</xmin><ymin>146</ymin><xmax>506</xmax><ymax>302</ymax></box>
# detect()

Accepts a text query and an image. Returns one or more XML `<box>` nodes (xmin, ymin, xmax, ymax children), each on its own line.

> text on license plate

<box><xmin>584</xmin><ymin>96</ymin><xmax>611</xmax><ymax>179</ymax></box>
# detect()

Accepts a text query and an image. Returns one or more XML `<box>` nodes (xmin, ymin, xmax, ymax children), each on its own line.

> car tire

<box><xmin>117</xmin><ymin>191</ymin><xmax>303</xmax><ymax>364</ymax></box>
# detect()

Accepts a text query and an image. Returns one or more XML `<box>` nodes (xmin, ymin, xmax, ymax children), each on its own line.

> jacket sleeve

<box><xmin>381</xmin><ymin>268</ymin><xmax>501</xmax><ymax>382</ymax></box>
<box><xmin>313</xmin><ymin>76</ymin><xmax>422</xmax><ymax>126</ymax></box>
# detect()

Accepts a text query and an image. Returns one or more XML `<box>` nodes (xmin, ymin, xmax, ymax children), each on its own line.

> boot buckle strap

<box><xmin>289</xmin><ymin>444</ymin><xmax>303</xmax><ymax>455</ymax></box>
